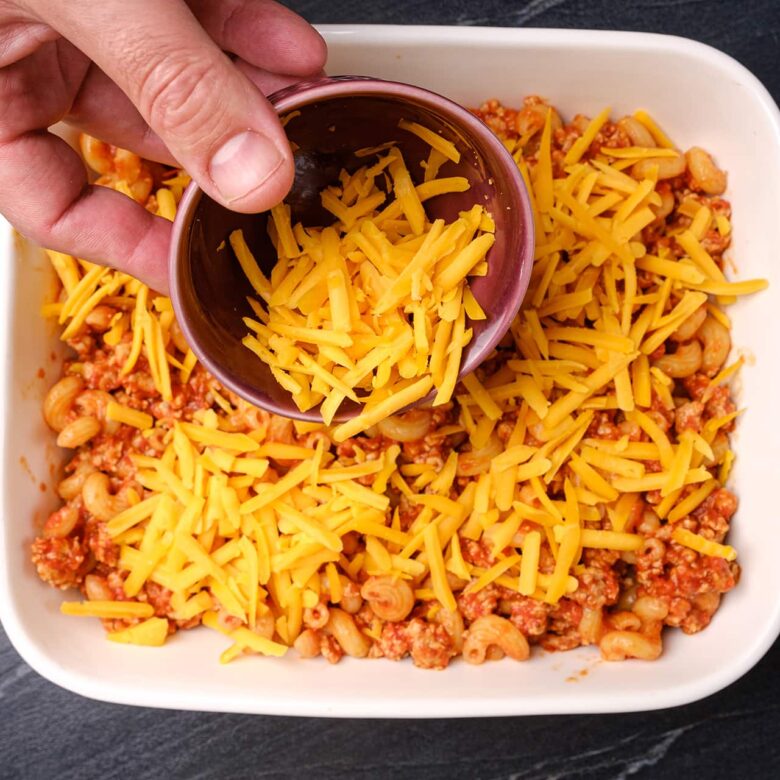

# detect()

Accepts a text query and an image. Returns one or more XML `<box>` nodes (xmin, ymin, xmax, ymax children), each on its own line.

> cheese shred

<box><xmin>231</xmin><ymin>132</ymin><xmax>493</xmax><ymax>438</ymax></box>
<box><xmin>43</xmin><ymin>99</ymin><xmax>761</xmax><ymax>667</ymax></box>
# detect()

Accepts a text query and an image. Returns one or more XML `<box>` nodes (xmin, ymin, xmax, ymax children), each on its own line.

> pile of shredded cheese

<box><xmin>43</xmin><ymin>104</ymin><xmax>766</xmax><ymax>661</ymax></box>
<box><xmin>234</xmin><ymin>120</ymin><xmax>494</xmax><ymax>438</ymax></box>
<box><xmin>42</xmin><ymin>171</ymin><xmax>196</xmax><ymax>399</ymax></box>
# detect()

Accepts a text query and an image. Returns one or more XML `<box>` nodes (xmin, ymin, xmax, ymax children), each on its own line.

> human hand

<box><xmin>0</xmin><ymin>0</ymin><xmax>327</xmax><ymax>292</ymax></box>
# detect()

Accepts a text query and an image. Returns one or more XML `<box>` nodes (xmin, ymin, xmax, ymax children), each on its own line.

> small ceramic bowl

<box><xmin>169</xmin><ymin>75</ymin><xmax>534</xmax><ymax>421</ymax></box>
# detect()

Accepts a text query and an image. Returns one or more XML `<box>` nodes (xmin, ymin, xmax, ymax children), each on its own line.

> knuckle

<box><xmin>137</xmin><ymin>52</ymin><xmax>227</xmax><ymax>144</ymax></box>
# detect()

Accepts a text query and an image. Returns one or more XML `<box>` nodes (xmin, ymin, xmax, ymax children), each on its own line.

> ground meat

<box><xmin>704</xmin><ymin>386</ymin><xmax>737</xmax><ymax>425</ymax></box>
<box><xmin>83</xmin><ymin>519</ymin><xmax>118</xmax><ymax>566</ymax></box>
<box><xmin>457</xmin><ymin>583</ymin><xmax>500</xmax><ymax>621</ymax></box>
<box><xmin>335</xmin><ymin>436</ymin><xmax>386</xmax><ymax>460</ymax></box>
<box><xmin>701</xmin><ymin>228</ymin><xmax>730</xmax><ymax>257</ymax></box>
<box><xmin>571</xmin><ymin>567</ymin><xmax>620</xmax><ymax>610</ymax></box>
<box><xmin>666</xmin><ymin>590</ymin><xmax>725</xmax><ymax>634</ymax></box>
<box><xmin>147</xmin><ymin>373</ymin><xmax>219</xmax><ymax>423</ymax></box>
<box><xmin>320</xmin><ymin>634</ymin><xmax>343</xmax><ymax>664</ymax></box>
<box><xmin>620</xmin><ymin>420</ymin><xmax>644</xmax><ymax>441</ymax></box>
<box><xmin>666</xmin><ymin>596</ymin><xmax>693</xmax><ymax>627</ymax></box>
<box><xmin>539</xmin><ymin>600</ymin><xmax>583</xmax><ymax>652</ymax></box>
<box><xmin>397</xmin><ymin>495</ymin><xmax>423</xmax><ymax>531</ymax></box>
<box><xmin>587</xmin><ymin>411</ymin><xmax>621</xmax><ymax>440</ymax></box>
<box><xmin>143</xmin><ymin>581</ymin><xmax>174</xmax><ymax>617</ymax></box>
<box><xmin>537</xmin><ymin>545</ymin><xmax>557</xmax><ymax>575</ymax></box>
<box><xmin>649</xmin><ymin>342</ymin><xmax>667</xmax><ymax>361</ymax></box>
<box><xmin>505</xmin><ymin>595</ymin><xmax>550</xmax><ymax>637</ymax></box>
<box><xmin>103</xmin><ymin>570</ymin><xmax>126</xmax><ymax>596</ymax></box>
<box><xmin>679</xmin><ymin>593</ymin><xmax>723</xmax><ymax>634</ymax></box>
<box><xmin>692</xmin><ymin>488</ymin><xmax>738</xmax><ymax>541</ymax></box>
<box><xmin>401</xmin><ymin>435</ymin><xmax>450</xmax><ymax>468</ymax></box>
<box><xmin>405</xmin><ymin>619</ymin><xmax>456</xmax><ymax>669</ymax></box>
<box><xmin>570</xmin><ymin>551</ymin><xmax>622</xmax><ymax>610</ymax></box>
<box><xmin>31</xmin><ymin>536</ymin><xmax>87</xmax><ymax>589</ymax></box>
<box><xmin>70</xmin><ymin>428</ymin><xmax>137</xmax><ymax>479</ymax></box>
<box><xmin>72</xmin><ymin>334</ymin><xmax>215</xmax><ymax>422</ymax></box>
<box><xmin>649</xmin><ymin>392</ymin><xmax>675</xmax><ymax>430</ymax></box>
<box><xmin>495</xmin><ymin>415</ymin><xmax>516</xmax><ymax>443</ymax></box>
<box><xmin>460</xmin><ymin>539</ymin><xmax>495</xmax><ymax>569</ymax></box>
<box><xmin>472</xmin><ymin>99</ymin><xmax>520</xmax><ymax>139</ymax></box>
<box><xmin>377</xmin><ymin>622</ymin><xmax>409</xmax><ymax>661</ymax></box>
<box><xmin>675</xmin><ymin>401</ymin><xmax>705</xmax><ymax>434</ymax></box>
<box><xmin>636</xmin><ymin>526</ymin><xmax>739</xmax><ymax>636</ymax></box>
<box><xmin>596</xmin><ymin>121</ymin><xmax>631</xmax><ymax>151</ymax></box>
<box><xmin>682</xmin><ymin>373</ymin><xmax>711</xmax><ymax>401</ymax></box>
<box><xmin>583</xmin><ymin>548</ymin><xmax>622</xmax><ymax>569</ymax></box>
<box><xmin>376</xmin><ymin>618</ymin><xmax>456</xmax><ymax>669</ymax></box>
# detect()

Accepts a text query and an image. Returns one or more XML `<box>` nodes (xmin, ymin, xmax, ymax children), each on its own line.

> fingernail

<box><xmin>208</xmin><ymin>131</ymin><xmax>284</xmax><ymax>202</ymax></box>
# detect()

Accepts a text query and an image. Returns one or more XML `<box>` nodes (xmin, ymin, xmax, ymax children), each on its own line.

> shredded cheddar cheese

<box><xmin>42</xmin><ymin>101</ymin><xmax>763</xmax><ymax>667</ymax></box>
<box><xmin>232</xmin><ymin>132</ymin><xmax>493</xmax><ymax>438</ymax></box>
<box><xmin>672</xmin><ymin>528</ymin><xmax>737</xmax><ymax>561</ymax></box>
<box><xmin>61</xmin><ymin>601</ymin><xmax>155</xmax><ymax>619</ymax></box>
<box><xmin>106</xmin><ymin>401</ymin><xmax>153</xmax><ymax>430</ymax></box>
<box><xmin>107</xmin><ymin>617</ymin><xmax>169</xmax><ymax>646</ymax></box>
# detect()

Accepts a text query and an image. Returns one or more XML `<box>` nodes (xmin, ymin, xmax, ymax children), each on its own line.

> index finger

<box><xmin>40</xmin><ymin>0</ymin><xmax>297</xmax><ymax>213</ymax></box>
<box><xmin>0</xmin><ymin>130</ymin><xmax>171</xmax><ymax>292</ymax></box>
<box><xmin>187</xmin><ymin>0</ymin><xmax>327</xmax><ymax>76</ymax></box>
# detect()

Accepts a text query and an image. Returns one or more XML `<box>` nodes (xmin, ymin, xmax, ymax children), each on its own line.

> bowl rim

<box><xmin>168</xmin><ymin>74</ymin><xmax>535</xmax><ymax>421</ymax></box>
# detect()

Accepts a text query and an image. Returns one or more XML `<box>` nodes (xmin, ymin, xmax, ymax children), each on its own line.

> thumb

<box><xmin>43</xmin><ymin>0</ymin><xmax>297</xmax><ymax>213</ymax></box>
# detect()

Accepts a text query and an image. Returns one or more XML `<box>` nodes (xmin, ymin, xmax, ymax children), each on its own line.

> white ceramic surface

<box><xmin>1</xmin><ymin>26</ymin><xmax>779</xmax><ymax>717</ymax></box>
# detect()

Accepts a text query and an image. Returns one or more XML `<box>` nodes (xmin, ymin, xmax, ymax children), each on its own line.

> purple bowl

<box><xmin>169</xmin><ymin>76</ymin><xmax>535</xmax><ymax>421</ymax></box>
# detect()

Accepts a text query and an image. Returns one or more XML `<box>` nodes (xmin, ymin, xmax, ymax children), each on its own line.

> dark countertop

<box><xmin>2</xmin><ymin>2</ymin><xmax>779</xmax><ymax>778</ymax></box>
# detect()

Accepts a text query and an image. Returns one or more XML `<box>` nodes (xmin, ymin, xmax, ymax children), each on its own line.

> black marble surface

<box><xmin>2</xmin><ymin>2</ymin><xmax>780</xmax><ymax>778</ymax></box>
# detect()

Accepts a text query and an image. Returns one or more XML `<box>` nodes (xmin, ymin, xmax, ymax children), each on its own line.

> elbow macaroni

<box><xmin>31</xmin><ymin>97</ymin><xmax>757</xmax><ymax>668</ymax></box>
<box><xmin>463</xmin><ymin>615</ymin><xmax>530</xmax><ymax>664</ymax></box>
<box><xmin>360</xmin><ymin>576</ymin><xmax>415</xmax><ymax>622</ymax></box>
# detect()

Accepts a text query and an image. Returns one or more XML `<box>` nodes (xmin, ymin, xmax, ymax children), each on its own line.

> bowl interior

<box><xmin>173</xmin><ymin>81</ymin><xmax>533</xmax><ymax>421</ymax></box>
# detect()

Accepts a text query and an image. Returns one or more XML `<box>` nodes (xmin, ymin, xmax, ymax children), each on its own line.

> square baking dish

<box><xmin>1</xmin><ymin>26</ymin><xmax>779</xmax><ymax>717</ymax></box>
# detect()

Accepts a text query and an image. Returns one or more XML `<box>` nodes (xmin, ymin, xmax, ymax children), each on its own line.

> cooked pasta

<box><xmin>31</xmin><ymin>96</ymin><xmax>766</xmax><ymax>669</ymax></box>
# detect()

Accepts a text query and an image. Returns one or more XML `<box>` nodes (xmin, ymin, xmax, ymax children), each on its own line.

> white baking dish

<box><xmin>1</xmin><ymin>26</ymin><xmax>779</xmax><ymax>717</ymax></box>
